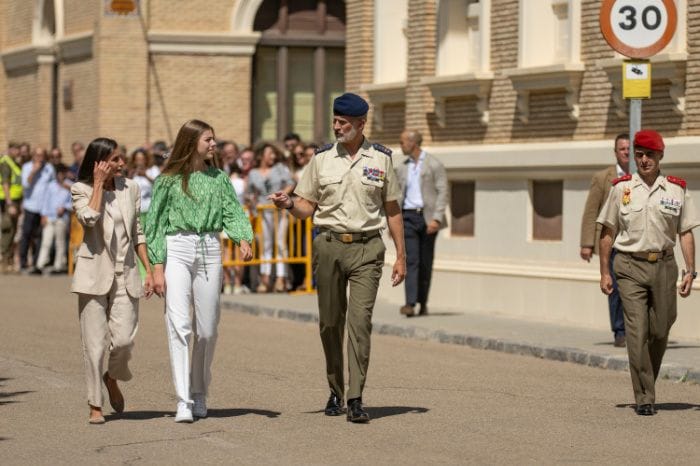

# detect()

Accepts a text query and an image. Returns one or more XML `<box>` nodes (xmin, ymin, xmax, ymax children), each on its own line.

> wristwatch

<box><xmin>685</xmin><ymin>270</ymin><xmax>697</xmax><ymax>279</ymax></box>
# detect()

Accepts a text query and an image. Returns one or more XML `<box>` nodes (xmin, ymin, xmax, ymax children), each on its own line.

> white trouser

<box><xmin>260</xmin><ymin>209</ymin><xmax>288</xmax><ymax>276</ymax></box>
<box><xmin>36</xmin><ymin>217</ymin><xmax>68</xmax><ymax>270</ymax></box>
<box><xmin>164</xmin><ymin>232</ymin><xmax>222</xmax><ymax>404</ymax></box>
<box><xmin>78</xmin><ymin>273</ymin><xmax>138</xmax><ymax>407</ymax></box>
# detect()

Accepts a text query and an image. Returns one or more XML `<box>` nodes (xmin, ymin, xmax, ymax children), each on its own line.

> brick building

<box><xmin>2</xmin><ymin>0</ymin><xmax>700</xmax><ymax>337</ymax></box>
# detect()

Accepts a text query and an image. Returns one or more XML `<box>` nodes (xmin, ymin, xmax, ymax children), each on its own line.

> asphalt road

<box><xmin>2</xmin><ymin>275</ymin><xmax>700</xmax><ymax>464</ymax></box>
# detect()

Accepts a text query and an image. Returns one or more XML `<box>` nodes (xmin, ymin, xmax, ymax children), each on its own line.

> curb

<box><xmin>221</xmin><ymin>301</ymin><xmax>698</xmax><ymax>384</ymax></box>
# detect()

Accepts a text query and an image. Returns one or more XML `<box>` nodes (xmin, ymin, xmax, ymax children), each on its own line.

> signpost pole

<box><xmin>628</xmin><ymin>99</ymin><xmax>641</xmax><ymax>174</ymax></box>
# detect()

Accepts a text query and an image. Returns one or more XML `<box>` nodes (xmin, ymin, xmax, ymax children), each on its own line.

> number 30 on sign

<box><xmin>600</xmin><ymin>0</ymin><xmax>677</xmax><ymax>58</ymax></box>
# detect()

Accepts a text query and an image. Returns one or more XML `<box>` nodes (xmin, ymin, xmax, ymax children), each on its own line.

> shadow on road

<box><xmin>0</xmin><ymin>378</ymin><xmax>33</xmax><ymax>406</ymax></box>
<box><xmin>207</xmin><ymin>408</ymin><xmax>281</xmax><ymax>418</ymax></box>
<box><xmin>615</xmin><ymin>403</ymin><xmax>700</xmax><ymax>412</ymax></box>
<box><xmin>366</xmin><ymin>406</ymin><xmax>429</xmax><ymax>420</ymax></box>
<box><xmin>408</xmin><ymin>313</ymin><xmax>462</xmax><ymax>318</ymax></box>
<box><xmin>105</xmin><ymin>407</ymin><xmax>281</xmax><ymax>421</ymax></box>
<box><xmin>105</xmin><ymin>410</ymin><xmax>172</xmax><ymax>421</ymax></box>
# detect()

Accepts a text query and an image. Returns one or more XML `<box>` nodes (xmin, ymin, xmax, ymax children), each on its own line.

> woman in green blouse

<box><xmin>146</xmin><ymin>119</ymin><xmax>253</xmax><ymax>423</ymax></box>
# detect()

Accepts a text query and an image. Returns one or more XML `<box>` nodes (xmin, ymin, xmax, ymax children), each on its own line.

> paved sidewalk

<box><xmin>222</xmin><ymin>292</ymin><xmax>700</xmax><ymax>383</ymax></box>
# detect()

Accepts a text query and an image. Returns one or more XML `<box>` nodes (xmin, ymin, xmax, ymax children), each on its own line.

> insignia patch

<box><xmin>372</xmin><ymin>143</ymin><xmax>392</xmax><ymax>156</ymax></box>
<box><xmin>667</xmin><ymin>175</ymin><xmax>687</xmax><ymax>189</ymax></box>
<box><xmin>622</xmin><ymin>187</ymin><xmax>631</xmax><ymax>206</ymax></box>
<box><xmin>660</xmin><ymin>197</ymin><xmax>681</xmax><ymax>213</ymax></box>
<box><xmin>315</xmin><ymin>143</ymin><xmax>334</xmax><ymax>155</ymax></box>
<box><xmin>363</xmin><ymin>166</ymin><xmax>386</xmax><ymax>182</ymax></box>
<box><xmin>612</xmin><ymin>174</ymin><xmax>632</xmax><ymax>186</ymax></box>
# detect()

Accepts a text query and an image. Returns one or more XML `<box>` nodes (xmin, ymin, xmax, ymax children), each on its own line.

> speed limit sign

<box><xmin>600</xmin><ymin>0</ymin><xmax>677</xmax><ymax>58</ymax></box>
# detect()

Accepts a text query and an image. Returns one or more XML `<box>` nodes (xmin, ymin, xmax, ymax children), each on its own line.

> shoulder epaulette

<box><xmin>667</xmin><ymin>175</ymin><xmax>687</xmax><ymax>189</ymax></box>
<box><xmin>314</xmin><ymin>143</ymin><xmax>334</xmax><ymax>155</ymax></box>
<box><xmin>372</xmin><ymin>143</ymin><xmax>392</xmax><ymax>156</ymax></box>
<box><xmin>611</xmin><ymin>174</ymin><xmax>632</xmax><ymax>186</ymax></box>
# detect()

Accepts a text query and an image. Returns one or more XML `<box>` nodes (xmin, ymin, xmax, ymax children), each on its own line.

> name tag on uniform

<box><xmin>660</xmin><ymin>197</ymin><xmax>681</xmax><ymax>214</ymax></box>
<box><xmin>362</xmin><ymin>166</ymin><xmax>385</xmax><ymax>182</ymax></box>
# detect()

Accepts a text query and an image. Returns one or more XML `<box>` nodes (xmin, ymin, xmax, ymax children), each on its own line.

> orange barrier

<box><xmin>69</xmin><ymin>205</ymin><xmax>315</xmax><ymax>294</ymax></box>
<box><xmin>221</xmin><ymin>204</ymin><xmax>315</xmax><ymax>294</ymax></box>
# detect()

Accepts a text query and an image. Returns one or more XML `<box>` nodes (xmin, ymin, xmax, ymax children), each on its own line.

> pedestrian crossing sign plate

<box><xmin>622</xmin><ymin>60</ymin><xmax>651</xmax><ymax>99</ymax></box>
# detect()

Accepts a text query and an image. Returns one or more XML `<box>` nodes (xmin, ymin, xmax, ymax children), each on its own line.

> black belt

<box><xmin>403</xmin><ymin>208</ymin><xmax>423</xmax><ymax>215</ymax></box>
<box><xmin>619</xmin><ymin>249</ymin><xmax>674</xmax><ymax>262</ymax></box>
<box><xmin>322</xmin><ymin>229</ymin><xmax>381</xmax><ymax>244</ymax></box>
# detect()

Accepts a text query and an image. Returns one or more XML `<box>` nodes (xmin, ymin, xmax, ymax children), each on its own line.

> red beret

<box><xmin>634</xmin><ymin>130</ymin><xmax>665</xmax><ymax>152</ymax></box>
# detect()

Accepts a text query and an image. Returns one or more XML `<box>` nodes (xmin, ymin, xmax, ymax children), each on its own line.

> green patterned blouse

<box><xmin>145</xmin><ymin>167</ymin><xmax>254</xmax><ymax>264</ymax></box>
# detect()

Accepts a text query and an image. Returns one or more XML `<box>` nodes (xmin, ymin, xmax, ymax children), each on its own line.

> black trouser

<box><xmin>19</xmin><ymin>210</ymin><xmax>42</xmax><ymax>269</ymax></box>
<box><xmin>402</xmin><ymin>210</ymin><xmax>437</xmax><ymax>307</ymax></box>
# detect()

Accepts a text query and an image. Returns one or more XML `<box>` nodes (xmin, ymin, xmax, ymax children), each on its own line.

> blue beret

<box><xmin>333</xmin><ymin>93</ymin><xmax>369</xmax><ymax>117</ymax></box>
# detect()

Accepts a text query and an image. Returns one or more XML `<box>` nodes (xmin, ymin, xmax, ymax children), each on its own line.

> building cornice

<box><xmin>421</xmin><ymin>72</ymin><xmax>494</xmax><ymax>127</ymax></box>
<box><xmin>361</xmin><ymin>81</ymin><xmax>406</xmax><ymax>131</ymax></box>
<box><xmin>415</xmin><ymin>136</ymin><xmax>700</xmax><ymax>179</ymax></box>
<box><xmin>504</xmin><ymin>63</ymin><xmax>586</xmax><ymax>124</ymax></box>
<box><xmin>57</xmin><ymin>32</ymin><xmax>93</xmax><ymax>61</ymax></box>
<box><xmin>147</xmin><ymin>31</ymin><xmax>260</xmax><ymax>56</ymax></box>
<box><xmin>1</xmin><ymin>44</ymin><xmax>55</xmax><ymax>71</ymax></box>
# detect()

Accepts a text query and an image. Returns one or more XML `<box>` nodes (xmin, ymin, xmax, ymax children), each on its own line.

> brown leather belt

<box><xmin>323</xmin><ymin>229</ymin><xmax>381</xmax><ymax>244</ymax></box>
<box><xmin>403</xmin><ymin>208</ymin><xmax>424</xmax><ymax>215</ymax></box>
<box><xmin>620</xmin><ymin>249</ymin><xmax>674</xmax><ymax>262</ymax></box>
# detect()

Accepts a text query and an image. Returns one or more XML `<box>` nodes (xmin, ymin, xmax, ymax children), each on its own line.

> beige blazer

<box><xmin>394</xmin><ymin>151</ymin><xmax>449</xmax><ymax>229</ymax></box>
<box><xmin>580</xmin><ymin>165</ymin><xmax>617</xmax><ymax>255</ymax></box>
<box><xmin>71</xmin><ymin>177</ymin><xmax>145</xmax><ymax>297</ymax></box>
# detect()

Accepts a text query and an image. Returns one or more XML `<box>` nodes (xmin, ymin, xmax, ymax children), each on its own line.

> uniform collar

<box><xmin>631</xmin><ymin>172</ymin><xmax>665</xmax><ymax>190</ymax></box>
<box><xmin>336</xmin><ymin>138</ymin><xmax>372</xmax><ymax>158</ymax></box>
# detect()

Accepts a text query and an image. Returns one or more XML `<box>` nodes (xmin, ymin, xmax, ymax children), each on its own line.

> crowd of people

<box><xmin>0</xmin><ymin>132</ymin><xmax>319</xmax><ymax>291</ymax></box>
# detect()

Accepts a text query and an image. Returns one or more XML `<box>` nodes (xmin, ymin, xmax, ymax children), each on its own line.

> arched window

<box><xmin>252</xmin><ymin>0</ymin><xmax>346</xmax><ymax>144</ymax></box>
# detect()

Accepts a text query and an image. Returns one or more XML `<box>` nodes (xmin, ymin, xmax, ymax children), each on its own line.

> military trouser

<box><xmin>313</xmin><ymin>231</ymin><xmax>385</xmax><ymax>401</ymax></box>
<box><xmin>614</xmin><ymin>252</ymin><xmax>678</xmax><ymax>406</ymax></box>
<box><xmin>0</xmin><ymin>206</ymin><xmax>19</xmax><ymax>265</ymax></box>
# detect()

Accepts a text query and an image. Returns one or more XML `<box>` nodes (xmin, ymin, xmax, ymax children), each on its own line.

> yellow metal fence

<box><xmin>68</xmin><ymin>205</ymin><xmax>315</xmax><ymax>294</ymax></box>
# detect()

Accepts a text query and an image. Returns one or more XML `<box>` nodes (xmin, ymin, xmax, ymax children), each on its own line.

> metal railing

<box><xmin>69</xmin><ymin>205</ymin><xmax>315</xmax><ymax>294</ymax></box>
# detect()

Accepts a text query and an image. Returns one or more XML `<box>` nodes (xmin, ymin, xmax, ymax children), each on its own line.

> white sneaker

<box><xmin>193</xmin><ymin>394</ymin><xmax>207</xmax><ymax>418</ymax></box>
<box><xmin>223</xmin><ymin>284</ymin><xmax>233</xmax><ymax>295</ymax></box>
<box><xmin>175</xmin><ymin>401</ymin><xmax>193</xmax><ymax>423</ymax></box>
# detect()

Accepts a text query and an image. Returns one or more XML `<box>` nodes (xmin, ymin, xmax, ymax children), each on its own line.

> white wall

<box><xmin>381</xmin><ymin>137</ymin><xmax>700</xmax><ymax>340</ymax></box>
<box><xmin>374</xmin><ymin>0</ymin><xmax>408</xmax><ymax>83</ymax></box>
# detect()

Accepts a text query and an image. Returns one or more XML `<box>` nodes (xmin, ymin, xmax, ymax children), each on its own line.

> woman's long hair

<box><xmin>162</xmin><ymin>119</ymin><xmax>216</xmax><ymax>195</ymax></box>
<box><xmin>77</xmin><ymin>137</ymin><xmax>119</xmax><ymax>184</ymax></box>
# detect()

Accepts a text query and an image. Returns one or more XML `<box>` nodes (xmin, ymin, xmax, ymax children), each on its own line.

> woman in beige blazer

<box><xmin>71</xmin><ymin>137</ymin><xmax>156</xmax><ymax>424</ymax></box>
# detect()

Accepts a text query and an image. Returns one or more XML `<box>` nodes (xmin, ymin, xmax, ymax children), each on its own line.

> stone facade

<box><xmin>0</xmin><ymin>0</ymin><xmax>254</xmax><ymax>153</ymax></box>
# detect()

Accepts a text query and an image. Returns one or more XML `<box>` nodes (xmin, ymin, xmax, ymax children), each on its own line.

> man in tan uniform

<box><xmin>269</xmin><ymin>93</ymin><xmax>406</xmax><ymax>423</ymax></box>
<box><xmin>597</xmin><ymin>130</ymin><xmax>699</xmax><ymax>416</ymax></box>
<box><xmin>580</xmin><ymin>133</ymin><xmax>629</xmax><ymax>347</ymax></box>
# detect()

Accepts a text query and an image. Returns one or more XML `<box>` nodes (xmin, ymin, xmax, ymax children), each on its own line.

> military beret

<box><xmin>634</xmin><ymin>130</ymin><xmax>665</xmax><ymax>152</ymax></box>
<box><xmin>333</xmin><ymin>93</ymin><xmax>369</xmax><ymax>117</ymax></box>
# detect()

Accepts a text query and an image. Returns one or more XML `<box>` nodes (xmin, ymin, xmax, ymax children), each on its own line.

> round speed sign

<box><xmin>600</xmin><ymin>0</ymin><xmax>677</xmax><ymax>58</ymax></box>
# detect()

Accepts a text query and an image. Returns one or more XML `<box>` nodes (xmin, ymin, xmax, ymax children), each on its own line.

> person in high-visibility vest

<box><xmin>0</xmin><ymin>142</ymin><xmax>23</xmax><ymax>273</ymax></box>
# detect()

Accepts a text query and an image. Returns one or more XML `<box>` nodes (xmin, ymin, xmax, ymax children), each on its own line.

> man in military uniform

<box><xmin>269</xmin><ymin>92</ymin><xmax>406</xmax><ymax>423</ymax></box>
<box><xmin>0</xmin><ymin>142</ymin><xmax>23</xmax><ymax>273</ymax></box>
<box><xmin>597</xmin><ymin>130</ymin><xmax>699</xmax><ymax>416</ymax></box>
<box><xmin>580</xmin><ymin>133</ymin><xmax>630</xmax><ymax>347</ymax></box>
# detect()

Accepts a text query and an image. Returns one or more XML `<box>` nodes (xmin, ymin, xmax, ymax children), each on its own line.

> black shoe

<box><xmin>636</xmin><ymin>404</ymin><xmax>656</xmax><ymax>416</ymax></box>
<box><xmin>324</xmin><ymin>392</ymin><xmax>345</xmax><ymax>416</ymax></box>
<box><xmin>346</xmin><ymin>398</ymin><xmax>370</xmax><ymax>423</ymax></box>
<box><xmin>418</xmin><ymin>304</ymin><xmax>428</xmax><ymax>316</ymax></box>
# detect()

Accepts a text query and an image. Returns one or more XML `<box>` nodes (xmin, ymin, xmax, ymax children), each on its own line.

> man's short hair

<box><xmin>284</xmin><ymin>133</ymin><xmax>301</xmax><ymax>142</ymax></box>
<box><xmin>614</xmin><ymin>133</ymin><xmax>629</xmax><ymax>148</ymax></box>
